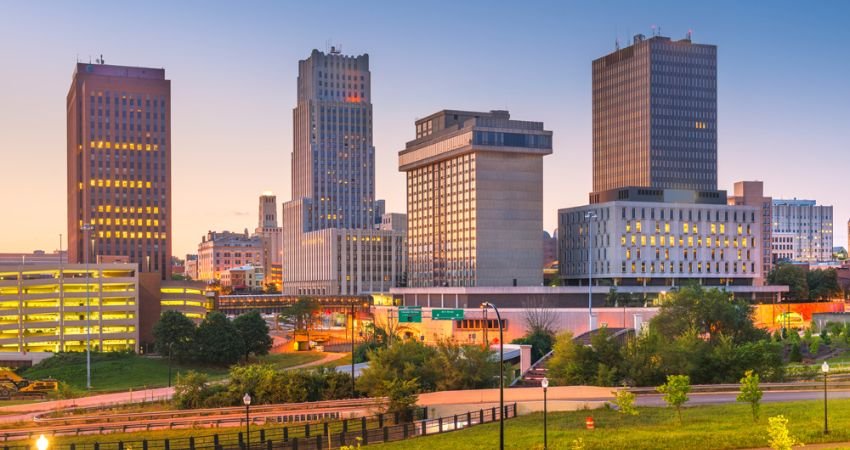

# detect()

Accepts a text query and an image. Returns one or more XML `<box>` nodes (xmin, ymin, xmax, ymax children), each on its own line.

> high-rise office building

<box><xmin>592</xmin><ymin>34</ymin><xmax>717</xmax><ymax>194</ymax></box>
<box><xmin>728</xmin><ymin>181</ymin><xmax>773</xmax><ymax>284</ymax></box>
<box><xmin>67</xmin><ymin>62</ymin><xmax>172</xmax><ymax>280</ymax></box>
<box><xmin>399</xmin><ymin>109</ymin><xmax>552</xmax><ymax>287</ymax></box>
<box><xmin>771</xmin><ymin>199</ymin><xmax>833</xmax><ymax>262</ymax></box>
<box><xmin>283</xmin><ymin>49</ymin><xmax>405</xmax><ymax>295</ymax></box>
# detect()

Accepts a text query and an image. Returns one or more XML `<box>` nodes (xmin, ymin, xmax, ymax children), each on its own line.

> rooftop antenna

<box><xmin>615</xmin><ymin>37</ymin><xmax>620</xmax><ymax>51</ymax></box>
<box><xmin>95</xmin><ymin>54</ymin><xmax>105</xmax><ymax>64</ymax></box>
<box><xmin>687</xmin><ymin>29</ymin><xmax>693</xmax><ymax>41</ymax></box>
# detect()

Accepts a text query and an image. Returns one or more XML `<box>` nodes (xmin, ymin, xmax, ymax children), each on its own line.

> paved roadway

<box><xmin>635</xmin><ymin>389</ymin><xmax>850</xmax><ymax>407</ymax></box>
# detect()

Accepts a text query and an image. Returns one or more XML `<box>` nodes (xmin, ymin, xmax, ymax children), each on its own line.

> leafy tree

<box><xmin>766</xmin><ymin>415</ymin><xmax>801</xmax><ymax>450</ymax></box>
<box><xmin>657</xmin><ymin>374</ymin><xmax>690</xmax><ymax>424</ymax></box>
<box><xmin>432</xmin><ymin>340</ymin><xmax>500</xmax><ymax>391</ymax></box>
<box><xmin>547</xmin><ymin>331</ymin><xmax>596</xmax><ymax>385</ymax></box>
<box><xmin>652</xmin><ymin>285</ymin><xmax>766</xmax><ymax>344</ymax></box>
<box><xmin>383</xmin><ymin>378</ymin><xmax>420</xmax><ymax>421</ymax></box>
<box><xmin>281</xmin><ymin>296</ymin><xmax>319</xmax><ymax>346</ymax></box>
<box><xmin>356</xmin><ymin>339</ymin><xmax>441</xmax><ymax>395</ymax></box>
<box><xmin>193</xmin><ymin>312</ymin><xmax>245</xmax><ymax>366</ymax></box>
<box><xmin>737</xmin><ymin>370</ymin><xmax>763</xmax><ymax>422</ymax></box>
<box><xmin>807</xmin><ymin>268</ymin><xmax>841</xmax><ymax>301</ymax></box>
<box><xmin>233</xmin><ymin>310</ymin><xmax>273</xmax><ymax>363</ymax></box>
<box><xmin>511</xmin><ymin>328</ymin><xmax>554</xmax><ymax>363</ymax></box>
<box><xmin>263</xmin><ymin>283</ymin><xmax>280</xmax><ymax>294</ymax></box>
<box><xmin>611</xmin><ymin>388</ymin><xmax>638</xmax><ymax>417</ymax></box>
<box><xmin>152</xmin><ymin>311</ymin><xmax>196</xmax><ymax>362</ymax></box>
<box><xmin>768</xmin><ymin>264</ymin><xmax>809</xmax><ymax>301</ymax></box>
<box><xmin>173</xmin><ymin>370</ymin><xmax>213</xmax><ymax>409</ymax></box>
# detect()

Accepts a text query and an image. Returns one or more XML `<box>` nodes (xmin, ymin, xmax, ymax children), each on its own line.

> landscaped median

<box><xmin>371</xmin><ymin>400</ymin><xmax>850</xmax><ymax>450</ymax></box>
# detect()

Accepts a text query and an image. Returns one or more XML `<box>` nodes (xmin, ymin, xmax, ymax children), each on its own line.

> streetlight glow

<box><xmin>36</xmin><ymin>435</ymin><xmax>48</xmax><ymax>450</ymax></box>
<box><xmin>243</xmin><ymin>393</ymin><xmax>252</xmax><ymax>448</ymax></box>
<box><xmin>822</xmin><ymin>361</ymin><xmax>829</xmax><ymax>435</ymax></box>
<box><xmin>541</xmin><ymin>377</ymin><xmax>549</xmax><ymax>450</ymax></box>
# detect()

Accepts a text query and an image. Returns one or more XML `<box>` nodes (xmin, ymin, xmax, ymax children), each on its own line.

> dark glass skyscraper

<box><xmin>592</xmin><ymin>34</ymin><xmax>717</xmax><ymax>193</ymax></box>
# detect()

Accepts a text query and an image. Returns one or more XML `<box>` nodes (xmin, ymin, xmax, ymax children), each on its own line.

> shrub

<box><xmin>788</xmin><ymin>342</ymin><xmax>802</xmax><ymax>363</ymax></box>
<box><xmin>611</xmin><ymin>388</ymin><xmax>638</xmax><ymax>416</ymax></box>
<box><xmin>766</xmin><ymin>415</ymin><xmax>801</xmax><ymax>450</ymax></box>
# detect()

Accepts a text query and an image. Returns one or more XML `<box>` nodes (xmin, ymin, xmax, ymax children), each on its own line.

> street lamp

<box><xmin>243</xmin><ymin>393</ymin><xmax>252</xmax><ymax>448</ymax></box>
<box><xmin>36</xmin><ymin>435</ymin><xmax>48</xmax><ymax>450</ymax></box>
<box><xmin>81</xmin><ymin>223</ymin><xmax>95</xmax><ymax>390</ymax></box>
<box><xmin>480</xmin><ymin>302</ymin><xmax>504</xmax><ymax>450</ymax></box>
<box><xmin>822</xmin><ymin>361</ymin><xmax>829</xmax><ymax>434</ymax></box>
<box><xmin>584</xmin><ymin>211</ymin><xmax>597</xmax><ymax>333</ymax></box>
<box><xmin>541</xmin><ymin>377</ymin><xmax>549</xmax><ymax>450</ymax></box>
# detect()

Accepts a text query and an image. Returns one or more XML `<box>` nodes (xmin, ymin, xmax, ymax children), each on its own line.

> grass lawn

<box><xmin>257</xmin><ymin>352</ymin><xmax>324</xmax><ymax>369</ymax></box>
<box><xmin>373</xmin><ymin>400</ymin><xmax>850</xmax><ymax>450</ymax></box>
<box><xmin>21</xmin><ymin>352</ymin><xmax>229</xmax><ymax>393</ymax></box>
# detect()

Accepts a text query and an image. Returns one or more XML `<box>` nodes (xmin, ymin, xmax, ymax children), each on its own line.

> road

<box><xmin>636</xmin><ymin>389</ymin><xmax>850</xmax><ymax>407</ymax></box>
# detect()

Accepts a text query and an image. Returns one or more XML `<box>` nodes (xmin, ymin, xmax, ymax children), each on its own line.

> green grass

<box><xmin>21</xmin><ymin>352</ymin><xmax>229</xmax><ymax>393</ymax></box>
<box><xmin>373</xmin><ymin>400</ymin><xmax>850</xmax><ymax>450</ymax></box>
<box><xmin>257</xmin><ymin>352</ymin><xmax>325</xmax><ymax>369</ymax></box>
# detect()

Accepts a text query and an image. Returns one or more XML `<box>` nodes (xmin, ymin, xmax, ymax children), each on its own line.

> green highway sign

<box><xmin>398</xmin><ymin>306</ymin><xmax>422</xmax><ymax>323</ymax></box>
<box><xmin>432</xmin><ymin>309</ymin><xmax>464</xmax><ymax>320</ymax></box>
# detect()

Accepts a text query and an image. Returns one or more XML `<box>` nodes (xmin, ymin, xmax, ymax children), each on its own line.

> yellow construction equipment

<box><xmin>0</xmin><ymin>369</ymin><xmax>58</xmax><ymax>398</ymax></box>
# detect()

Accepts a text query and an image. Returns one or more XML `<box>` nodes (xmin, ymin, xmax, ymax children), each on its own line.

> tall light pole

<box><xmin>480</xmin><ymin>302</ymin><xmax>504</xmax><ymax>450</ymax></box>
<box><xmin>81</xmin><ymin>223</ymin><xmax>95</xmax><ymax>390</ymax></box>
<box><xmin>243</xmin><ymin>393</ymin><xmax>252</xmax><ymax>448</ymax></box>
<box><xmin>822</xmin><ymin>361</ymin><xmax>829</xmax><ymax>434</ymax></box>
<box><xmin>351</xmin><ymin>302</ymin><xmax>356</xmax><ymax>398</ymax></box>
<box><xmin>584</xmin><ymin>211</ymin><xmax>597</xmax><ymax>332</ymax></box>
<box><xmin>542</xmin><ymin>377</ymin><xmax>549</xmax><ymax>450</ymax></box>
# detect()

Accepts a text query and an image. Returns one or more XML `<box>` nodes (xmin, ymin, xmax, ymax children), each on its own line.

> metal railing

<box><xmin>1</xmin><ymin>404</ymin><xmax>518</xmax><ymax>450</ymax></box>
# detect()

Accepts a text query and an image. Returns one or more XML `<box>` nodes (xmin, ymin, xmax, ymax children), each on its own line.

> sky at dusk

<box><xmin>1</xmin><ymin>1</ymin><xmax>849</xmax><ymax>258</ymax></box>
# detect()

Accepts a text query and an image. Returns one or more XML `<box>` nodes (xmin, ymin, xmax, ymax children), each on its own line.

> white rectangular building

<box><xmin>560</xmin><ymin>195</ymin><xmax>762</xmax><ymax>287</ymax></box>
<box><xmin>772</xmin><ymin>199</ymin><xmax>833</xmax><ymax>263</ymax></box>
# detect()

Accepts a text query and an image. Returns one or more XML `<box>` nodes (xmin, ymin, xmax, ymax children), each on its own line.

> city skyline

<box><xmin>1</xmin><ymin>1</ymin><xmax>849</xmax><ymax>258</ymax></box>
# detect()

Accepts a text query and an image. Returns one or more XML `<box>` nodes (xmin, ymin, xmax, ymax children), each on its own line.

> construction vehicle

<box><xmin>0</xmin><ymin>369</ymin><xmax>58</xmax><ymax>399</ymax></box>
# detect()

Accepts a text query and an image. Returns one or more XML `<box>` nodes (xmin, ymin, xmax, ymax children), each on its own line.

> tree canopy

<box><xmin>233</xmin><ymin>310</ymin><xmax>273</xmax><ymax>362</ymax></box>
<box><xmin>153</xmin><ymin>310</ymin><xmax>196</xmax><ymax>361</ymax></box>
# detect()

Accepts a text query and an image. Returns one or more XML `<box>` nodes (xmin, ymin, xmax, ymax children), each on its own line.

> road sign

<box><xmin>432</xmin><ymin>309</ymin><xmax>464</xmax><ymax>320</ymax></box>
<box><xmin>398</xmin><ymin>306</ymin><xmax>422</xmax><ymax>323</ymax></box>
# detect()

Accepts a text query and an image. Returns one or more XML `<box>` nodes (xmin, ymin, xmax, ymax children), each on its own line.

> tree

<box><xmin>768</xmin><ymin>264</ymin><xmax>808</xmax><ymax>301</ymax></box>
<box><xmin>383</xmin><ymin>378</ymin><xmax>420</xmax><ymax>421</ymax></box>
<box><xmin>193</xmin><ymin>312</ymin><xmax>245</xmax><ymax>366</ymax></box>
<box><xmin>233</xmin><ymin>310</ymin><xmax>273</xmax><ymax>363</ymax></box>
<box><xmin>737</xmin><ymin>370</ymin><xmax>763</xmax><ymax>422</ymax></box>
<box><xmin>657</xmin><ymin>374</ymin><xmax>690</xmax><ymax>424</ymax></box>
<box><xmin>808</xmin><ymin>269</ymin><xmax>841</xmax><ymax>301</ymax></box>
<box><xmin>152</xmin><ymin>311</ymin><xmax>196</xmax><ymax>362</ymax></box>
<box><xmin>431</xmin><ymin>340</ymin><xmax>500</xmax><ymax>391</ymax></box>
<box><xmin>281</xmin><ymin>296</ymin><xmax>319</xmax><ymax>346</ymax></box>
<box><xmin>522</xmin><ymin>296</ymin><xmax>556</xmax><ymax>335</ymax></box>
<box><xmin>611</xmin><ymin>388</ymin><xmax>638</xmax><ymax>417</ymax></box>
<box><xmin>651</xmin><ymin>285</ymin><xmax>766</xmax><ymax>344</ymax></box>
<box><xmin>788</xmin><ymin>342</ymin><xmax>802</xmax><ymax>363</ymax></box>
<box><xmin>173</xmin><ymin>370</ymin><xmax>213</xmax><ymax>409</ymax></box>
<box><xmin>263</xmin><ymin>283</ymin><xmax>280</xmax><ymax>294</ymax></box>
<box><xmin>547</xmin><ymin>331</ymin><xmax>596</xmax><ymax>385</ymax></box>
<box><xmin>511</xmin><ymin>328</ymin><xmax>554</xmax><ymax>363</ymax></box>
<box><xmin>356</xmin><ymin>339</ymin><xmax>441</xmax><ymax>395</ymax></box>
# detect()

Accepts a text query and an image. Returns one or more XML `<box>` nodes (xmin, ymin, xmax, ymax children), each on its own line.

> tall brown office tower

<box><xmin>67</xmin><ymin>61</ymin><xmax>172</xmax><ymax>280</ymax></box>
<box><xmin>592</xmin><ymin>34</ymin><xmax>717</xmax><ymax>194</ymax></box>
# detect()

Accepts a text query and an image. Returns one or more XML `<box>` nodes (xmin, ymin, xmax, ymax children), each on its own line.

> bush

<box><xmin>789</xmin><ymin>342</ymin><xmax>802</xmax><ymax>363</ymax></box>
<box><xmin>766</xmin><ymin>415</ymin><xmax>801</xmax><ymax>450</ymax></box>
<box><xmin>611</xmin><ymin>388</ymin><xmax>638</xmax><ymax>416</ymax></box>
<box><xmin>736</xmin><ymin>370</ymin><xmax>762</xmax><ymax>422</ymax></box>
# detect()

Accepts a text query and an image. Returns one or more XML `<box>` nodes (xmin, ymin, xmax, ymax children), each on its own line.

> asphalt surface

<box><xmin>635</xmin><ymin>389</ymin><xmax>850</xmax><ymax>407</ymax></box>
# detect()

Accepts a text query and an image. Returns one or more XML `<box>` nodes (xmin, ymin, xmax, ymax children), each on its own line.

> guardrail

<box><xmin>34</xmin><ymin>398</ymin><xmax>388</xmax><ymax>426</ymax></box>
<box><xmin>6</xmin><ymin>404</ymin><xmax>516</xmax><ymax>450</ymax></box>
<box><xmin>628</xmin><ymin>380</ymin><xmax>850</xmax><ymax>395</ymax></box>
<box><xmin>4</xmin><ymin>399</ymin><xmax>389</xmax><ymax>442</ymax></box>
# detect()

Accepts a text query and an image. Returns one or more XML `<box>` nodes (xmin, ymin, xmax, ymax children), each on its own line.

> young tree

<box><xmin>657</xmin><ymin>374</ymin><xmax>690</xmax><ymax>424</ymax></box>
<box><xmin>611</xmin><ymin>388</ymin><xmax>638</xmax><ymax>417</ymax></box>
<box><xmin>193</xmin><ymin>312</ymin><xmax>245</xmax><ymax>366</ymax></box>
<box><xmin>737</xmin><ymin>370</ymin><xmax>763</xmax><ymax>422</ymax></box>
<box><xmin>152</xmin><ymin>310</ymin><xmax>196</xmax><ymax>362</ymax></box>
<box><xmin>547</xmin><ymin>331</ymin><xmax>597</xmax><ymax>385</ymax></box>
<box><xmin>233</xmin><ymin>310</ymin><xmax>273</xmax><ymax>363</ymax></box>
<box><xmin>383</xmin><ymin>378</ymin><xmax>420</xmax><ymax>421</ymax></box>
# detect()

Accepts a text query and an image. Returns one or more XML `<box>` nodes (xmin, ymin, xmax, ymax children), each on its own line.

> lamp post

<box><xmin>81</xmin><ymin>223</ymin><xmax>95</xmax><ymax>390</ymax></box>
<box><xmin>480</xmin><ymin>302</ymin><xmax>504</xmax><ymax>450</ymax></box>
<box><xmin>542</xmin><ymin>377</ymin><xmax>549</xmax><ymax>450</ymax></box>
<box><xmin>584</xmin><ymin>211</ymin><xmax>597</xmax><ymax>332</ymax></box>
<box><xmin>36</xmin><ymin>435</ymin><xmax>48</xmax><ymax>450</ymax></box>
<box><xmin>243</xmin><ymin>393</ymin><xmax>252</xmax><ymax>448</ymax></box>
<box><xmin>822</xmin><ymin>361</ymin><xmax>829</xmax><ymax>435</ymax></box>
